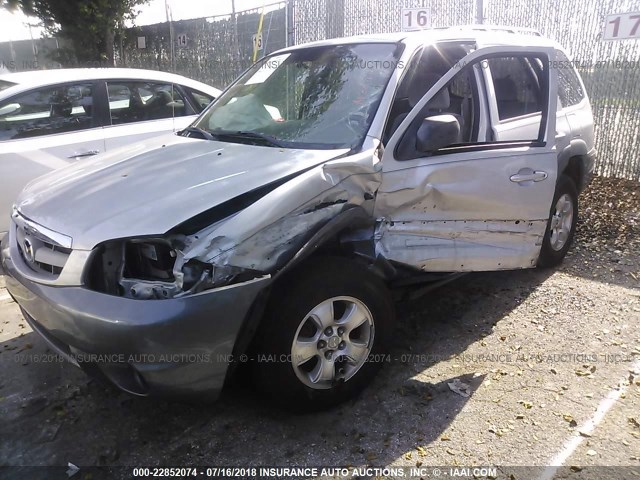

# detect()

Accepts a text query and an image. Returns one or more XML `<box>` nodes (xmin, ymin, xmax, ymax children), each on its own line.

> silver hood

<box><xmin>16</xmin><ymin>135</ymin><xmax>348</xmax><ymax>250</ymax></box>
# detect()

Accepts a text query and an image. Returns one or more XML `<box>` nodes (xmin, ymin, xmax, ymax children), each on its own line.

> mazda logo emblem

<box><xmin>23</xmin><ymin>238</ymin><xmax>35</xmax><ymax>263</ymax></box>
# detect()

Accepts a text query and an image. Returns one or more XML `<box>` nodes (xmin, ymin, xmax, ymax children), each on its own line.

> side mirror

<box><xmin>416</xmin><ymin>114</ymin><xmax>460</xmax><ymax>153</ymax></box>
<box><xmin>0</xmin><ymin>103</ymin><xmax>20</xmax><ymax>117</ymax></box>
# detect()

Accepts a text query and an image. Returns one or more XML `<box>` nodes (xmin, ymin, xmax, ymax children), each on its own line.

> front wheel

<box><xmin>538</xmin><ymin>174</ymin><xmax>578</xmax><ymax>267</ymax></box>
<box><xmin>252</xmin><ymin>257</ymin><xmax>394</xmax><ymax>411</ymax></box>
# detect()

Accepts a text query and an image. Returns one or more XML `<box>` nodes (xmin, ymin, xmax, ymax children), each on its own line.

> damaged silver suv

<box><xmin>2</xmin><ymin>26</ymin><xmax>596</xmax><ymax>410</ymax></box>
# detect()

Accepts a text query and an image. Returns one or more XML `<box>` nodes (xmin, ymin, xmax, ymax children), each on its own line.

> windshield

<box><xmin>0</xmin><ymin>80</ymin><xmax>16</xmax><ymax>92</ymax></box>
<box><xmin>192</xmin><ymin>43</ymin><xmax>402</xmax><ymax>149</ymax></box>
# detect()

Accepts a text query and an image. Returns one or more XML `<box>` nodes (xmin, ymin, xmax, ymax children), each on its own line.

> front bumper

<box><xmin>1</xmin><ymin>234</ymin><xmax>270</xmax><ymax>402</ymax></box>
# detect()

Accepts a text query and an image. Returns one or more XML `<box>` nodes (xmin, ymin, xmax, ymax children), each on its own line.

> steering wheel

<box><xmin>345</xmin><ymin>102</ymin><xmax>371</xmax><ymax>136</ymax></box>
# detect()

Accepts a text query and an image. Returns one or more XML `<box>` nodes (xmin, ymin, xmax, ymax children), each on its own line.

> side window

<box><xmin>487</xmin><ymin>56</ymin><xmax>543</xmax><ymax>121</ymax></box>
<box><xmin>185</xmin><ymin>88</ymin><xmax>215</xmax><ymax>112</ymax></box>
<box><xmin>556</xmin><ymin>50</ymin><xmax>586</xmax><ymax>107</ymax></box>
<box><xmin>383</xmin><ymin>44</ymin><xmax>475</xmax><ymax>143</ymax></box>
<box><xmin>421</xmin><ymin>68</ymin><xmax>479</xmax><ymax>144</ymax></box>
<box><xmin>0</xmin><ymin>83</ymin><xmax>94</xmax><ymax>141</ymax></box>
<box><xmin>106</xmin><ymin>82</ymin><xmax>188</xmax><ymax>125</ymax></box>
<box><xmin>395</xmin><ymin>53</ymin><xmax>550</xmax><ymax>161</ymax></box>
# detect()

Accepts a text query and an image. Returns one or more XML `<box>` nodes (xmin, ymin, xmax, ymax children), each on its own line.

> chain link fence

<box><xmin>113</xmin><ymin>0</ymin><xmax>640</xmax><ymax>179</ymax></box>
<box><xmin>292</xmin><ymin>0</ymin><xmax>640</xmax><ymax>180</ymax></box>
<box><xmin>488</xmin><ymin>0</ymin><xmax>640</xmax><ymax>179</ymax></box>
<box><xmin>119</xmin><ymin>2</ymin><xmax>287</xmax><ymax>89</ymax></box>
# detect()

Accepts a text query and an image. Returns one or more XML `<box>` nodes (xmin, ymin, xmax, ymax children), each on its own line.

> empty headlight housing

<box><xmin>85</xmin><ymin>237</ymin><xmax>260</xmax><ymax>299</ymax></box>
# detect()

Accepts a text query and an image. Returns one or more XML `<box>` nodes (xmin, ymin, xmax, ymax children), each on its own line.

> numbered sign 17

<box><xmin>603</xmin><ymin>12</ymin><xmax>640</xmax><ymax>40</ymax></box>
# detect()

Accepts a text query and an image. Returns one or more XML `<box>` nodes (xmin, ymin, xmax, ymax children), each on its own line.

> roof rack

<box><xmin>428</xmin><ymin>24</ymin><xmax>543</xmax><ymax>36</ymax></box>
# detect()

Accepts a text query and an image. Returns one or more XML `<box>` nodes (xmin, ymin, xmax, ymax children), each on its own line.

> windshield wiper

<box><xmin>179</xmin><ymin>126</ymin><xmax>215</xmax><ymax>140</ymax></box>
<box><xmin>209</xmin><ymin>129</ymin><xmax>285</xmax><ymax>148</ymax></box>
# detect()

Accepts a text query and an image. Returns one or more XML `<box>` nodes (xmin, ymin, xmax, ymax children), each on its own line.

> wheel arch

<box><xmin>226</xmin><ymin>206</ymin><xmax>374</xmax><ymax>380</ymax></box>
<box><xmin>557</xmin><ymin>139</ymin><xmax>589</xmax><ymax>191</ymax></box>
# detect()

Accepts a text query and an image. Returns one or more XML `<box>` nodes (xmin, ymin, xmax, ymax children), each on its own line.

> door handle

<box><xmin>510</xmin><ymin>170</ymin><xmax>548</xmax><ymax>183</ymax></box>
<box><xmin>68</xmin><ymin>150</ymin><xmax>99</xmax><ymax>158</ymax></box>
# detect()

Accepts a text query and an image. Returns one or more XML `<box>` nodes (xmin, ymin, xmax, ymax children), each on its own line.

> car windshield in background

<box><xmin>193</xmin><ymin>43</ymin><xmax>402</xmax><ymax>149</ymax></box>
<box><xmin>0</xmin><ymin>80</ymin><xmax>16</xmax><ymax>92</ymax></box>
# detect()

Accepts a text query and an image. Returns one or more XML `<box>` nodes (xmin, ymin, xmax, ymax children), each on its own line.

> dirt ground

<box><xmin>1</xmin><ymin>176</ymin><xmax>639</xmax><ymax>479</ymax></box>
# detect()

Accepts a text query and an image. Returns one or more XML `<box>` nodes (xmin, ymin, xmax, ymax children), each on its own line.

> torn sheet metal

<box><xmin>374</xmin><ymin>146</ymin><xmax>556</xmax><ymax>271</ymax></box>
<box><xmin>376</xmin><ymin>219</ymin><xmax>546</xmax><ymax>271</ymax></box>
<box><xmin>181</xmin><ymin>147</ymin><xmax>382</xmax><ymax>273</ymax></box>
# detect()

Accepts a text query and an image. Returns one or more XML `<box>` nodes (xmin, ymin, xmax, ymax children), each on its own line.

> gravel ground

<box><xmin>0</xmin><ymin>175</ymin><xmax>639</xmax><ymax>479</ymax></box>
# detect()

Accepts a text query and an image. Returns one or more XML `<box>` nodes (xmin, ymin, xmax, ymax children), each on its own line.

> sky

<box><xmin>0</xmin><ymin>0</ymin><xmax>270</xmax><ymax>42</ymax></box>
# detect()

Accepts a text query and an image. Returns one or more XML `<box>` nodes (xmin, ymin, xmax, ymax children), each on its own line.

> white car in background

<box><xmin>0</xmin><ymin>68</ymin><xmax>221</xmax><ymax>235</ymax></box>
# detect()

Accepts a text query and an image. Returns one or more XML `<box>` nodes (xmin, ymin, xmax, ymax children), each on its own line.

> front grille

<box><xmin>11</xmin><ymin>211</ymin><xmax>73</xmax><ymax>279</ymax></box>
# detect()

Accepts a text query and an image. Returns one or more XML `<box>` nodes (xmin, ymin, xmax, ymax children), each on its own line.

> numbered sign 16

<box><xmin>401</xmin><ymin>7</ymin><xmax>431</xmax><ymax>31</ymax></box>
<box><xmin>603</xmin><ymin>12</ymin><xmax>640</xmax><ymax>40</ymax></box>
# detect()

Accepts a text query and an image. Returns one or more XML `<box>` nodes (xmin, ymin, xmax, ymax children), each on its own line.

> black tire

<box><xmin>252</xmin><ymin>256</ymin><xmax>394</xmax><ymax>411</ymax></box>
<box><xmin>537</xmin><ymin>174</ymin><xmax>578</xmax><ymax>268</ymax></box>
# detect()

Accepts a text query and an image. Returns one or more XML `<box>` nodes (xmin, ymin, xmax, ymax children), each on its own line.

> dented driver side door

<box><xmin>374</xmin><ymin>45</ymin><xmax>558</xmax><ymax>272</ymax></box>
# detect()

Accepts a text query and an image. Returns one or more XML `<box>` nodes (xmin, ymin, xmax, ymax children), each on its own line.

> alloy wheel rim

<box><xmin>549</xmin><ymin>193</ymin><xmax>574</xmax><ymax>251</ymax></box>
<box><xmin>290</xmin><ymin>296</ymin><xmax>374</xmax><ymax>390</ymax></box>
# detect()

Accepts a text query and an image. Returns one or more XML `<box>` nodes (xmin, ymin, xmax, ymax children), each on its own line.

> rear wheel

<box><xmin>252</xmin><ymin>257</ymin><xmax>394</xmax><ymax>411</ymax></box>
<box><xmin>538</xmin><ymin>174</ymin><xmax>578</xmax><ymax>267</ymax></box>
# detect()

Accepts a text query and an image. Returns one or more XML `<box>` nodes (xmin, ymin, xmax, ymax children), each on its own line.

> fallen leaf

<box><xmin>448</xmin><ymin>379</ymin><xmax>471</xmax><ymax>398</ymax></box>
<box><xmin>562</xmin><ymin>414</ymin><xmax>579</xmax><ymax>428</ymax></box>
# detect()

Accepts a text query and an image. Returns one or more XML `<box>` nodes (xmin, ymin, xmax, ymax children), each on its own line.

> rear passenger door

<box><xmin>102</xmin><ymin>81</ymin><xmax>196</xmax><ymax>151</ymax></box>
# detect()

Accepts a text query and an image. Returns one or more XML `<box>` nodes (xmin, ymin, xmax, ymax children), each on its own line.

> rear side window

<box><xmin>185</xmin><ymin>88</ymin><xmax>215</xmax><ymax>112</ymax></box>
<box><xmin>487</xmin><ymin>56</ymin><xmax>543</xmax><ymax>120</ymax></box>
<box><xmin>556</xmin><ymin>50</ymin><xmax>586</xmax><ymax>107</ymax></box>
<box><xmin>0</xmin><ymin>80</ymin><xmax>16</xmax><ymax>92</ymax></box>
<box><xmin>106</xmin><ymin>82</ymin><xmax>190</xmax><ymax>125</ymax></box>
<box><xmin>0</xmin><ymin>83</ymin><xmax>94</xmax><ymax>141</ymax></box>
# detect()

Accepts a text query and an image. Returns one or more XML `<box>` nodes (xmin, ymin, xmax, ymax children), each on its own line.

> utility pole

<box><xmin>27</xmin><ymin>23</ymin><xmax>38</xmax><ymax>68</ymax></box>
<box><xmin>165</xmin><ymin>0</ymin><xmax>175</xmax><ymax>72</ymax></box>
<box><xmin>286</xmin><ymin>0</ymin><xmax>295</xmax><ymax>47</ymax></box>
<box><xmin>231</xmin><ymin>0</ymin><xmax>240</xmax><ymax>56</ymax></box>
<box><xmin>475</xmin><ymin>0</ymin><xmax>484</xmax><ymax>24</ymax></box>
